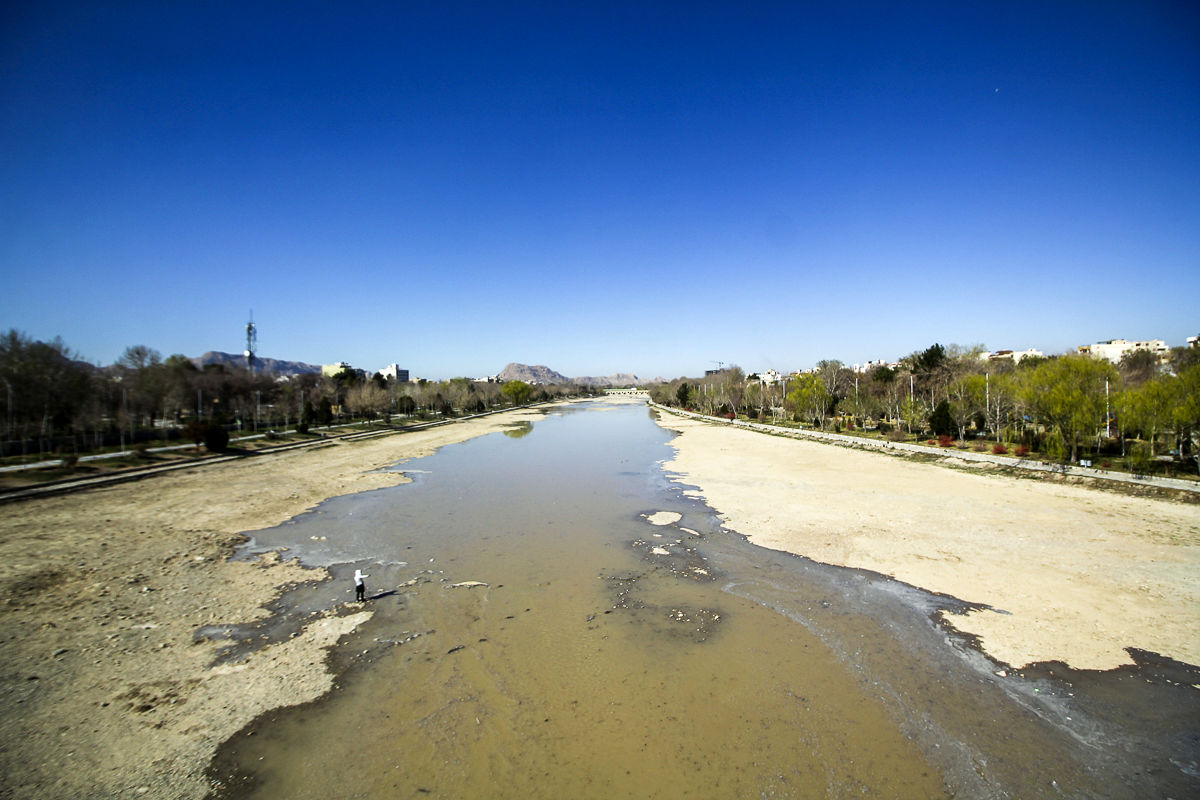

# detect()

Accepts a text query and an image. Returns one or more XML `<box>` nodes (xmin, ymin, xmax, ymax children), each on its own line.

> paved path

<box><xmin>651</xmin><ymin>403</ymin><xmax>1200</xmax><ymax>494</ymax></box>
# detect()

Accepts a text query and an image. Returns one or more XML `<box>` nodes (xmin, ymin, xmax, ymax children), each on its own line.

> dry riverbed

<box><xmin>654</xmin><ymin>409</ymin><xmax>1200</xmax><ymax>672</ymax></box>
<box><xmin>0</xmin><ymin>408</ymin><xmax>546</xmax><ymax>800</ymax></box>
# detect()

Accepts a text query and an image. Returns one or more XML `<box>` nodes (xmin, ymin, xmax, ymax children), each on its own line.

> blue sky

<box><xmin>2</xmin><ymin>2</ymin><xmax>1197</xmax><ymax>379</ymax></box>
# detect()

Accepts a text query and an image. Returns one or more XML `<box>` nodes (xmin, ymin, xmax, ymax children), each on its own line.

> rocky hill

<box><xmin>193</xmin><ymin>351</ymin><xmax>322</xmax><ymax>376</ymax></box>
<box><xmin>498</xmin><ymin>363</ymin><xmax>658</xmax><ymax>388</ymax></box>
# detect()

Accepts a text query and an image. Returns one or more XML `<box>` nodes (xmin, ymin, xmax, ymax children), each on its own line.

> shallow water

<box><xmin>210</xmin><ymin>400</ymin><xmax>1199</xmax><ymax>799</ymax></box>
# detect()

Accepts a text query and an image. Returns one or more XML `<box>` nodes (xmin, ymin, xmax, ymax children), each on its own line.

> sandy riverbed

<box><xmin>0</xmin><ymin>408</ymin><xmax>546</xmax><ymax>800</ymax></box>
<box><xmin>654</xmin><ymin>410</ymin><xmax>1200</xmax><ymax>672</ymax></box>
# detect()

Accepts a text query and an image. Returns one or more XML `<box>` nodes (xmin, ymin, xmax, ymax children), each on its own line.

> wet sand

<box><xmin>653</xmin><ymin>408</ymin><xmax>1200</xmax><ymax>672</ymax></box>
<box><xmin>0</xmin><ymin>407</ymin><xmax>550</xmax><ymax>800</ymax></box>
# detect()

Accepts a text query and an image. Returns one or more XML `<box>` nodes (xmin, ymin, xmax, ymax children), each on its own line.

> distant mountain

<box><xmin>193</xmin><ymin>351</ymin><xmax>322</xmax><ymax>376</ymax></box>
<box><xmin>498</xmin><ymin>363</ymin><xmax>570</xmax><ymax>384</ymax></box>
<box><xmin>498</xmin><ymin>363</ymin><xmax>661</xmax><ymax>388</ymax></box>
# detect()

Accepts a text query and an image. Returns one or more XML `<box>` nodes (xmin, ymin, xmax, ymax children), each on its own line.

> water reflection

<box><xmin>502</xmin><ymin>420</ymin><xmax>533</xmax><ymax>439</ymax></box>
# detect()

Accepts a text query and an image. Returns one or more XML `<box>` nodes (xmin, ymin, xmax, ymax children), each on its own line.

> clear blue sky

<box><xmin>2</xmin><ymin>2</ymin><xmax>1197</xmax><ymax>379</ymax></box>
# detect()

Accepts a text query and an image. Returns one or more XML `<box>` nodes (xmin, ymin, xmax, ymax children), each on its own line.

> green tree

<box><xmin>502</xmin><ymin>380</ymin><xmax>533</xmax><ymax>406</ymax></box>
<box><xmin>928</xmin><ymin>399</ymin><xmax>955</xmax><ymax>437</ymax></box>
<box><xmin>675</xmin><ymin>382</ymin><xmax>693</xmax><ymax>408</ymax></box>
<box><xmin>948</xmin><ymin>373</ymin><xmax>987</xmax><ymax>440</ymax></box>
<box><xmin>1022</xmin><ymin>355</ymin><xmax>1116</xmax><ymax>462</ymax></box>
<box><xmin>1118</xmin><ymin>374</ymin><xmax>1175</xmax><ymax>456</ymax></box>
<box><xmin>785</xmin><ymin>374</ymin><xmax>828</xmax><ymax>428</ymax></box>
<box><xmin>1172</xmin><ymin>364</ymin><xmax>1200</xmax><ymax>472</ymax></box>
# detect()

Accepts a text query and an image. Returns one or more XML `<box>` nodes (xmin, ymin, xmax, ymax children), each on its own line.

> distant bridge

<box><xmin>603</xmin><ymin>388</ymin><xmax>650</xmax><ymax>397</ymax></box>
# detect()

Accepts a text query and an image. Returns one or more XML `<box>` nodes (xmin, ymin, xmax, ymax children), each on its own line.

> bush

<box><xmin>1013</xmin><ymin>445</ymin><xmax>1029</xmax><ymax>457</ymax></box>
<box><xmin>132</xmin><ymin>442</ymin><xmax>151</xmax><ymax>459</ymax></box>
<box><xmin>296</xmin><ymin>422</ymin><xmax>310</xmax><ymax>434</ymax></box>
<box><xmin>1128</xmin><ymin>442</ymin><xmax>1152</xmax><ymax>475</ymax></box>
<box><xmin>886</xmin><ymin>429</ymin><xmax>907</xmax><ymax>442</ymax></box>
<box><xmin>877</xmin><ymin>421</ymin><xmax>892</xmax><ymax>434</ymax></box>
<box><xmin>203</xmin><ymin>425</ymin><xmax>230</xmax><ymax>453</ymax></box>
<box><xmin>992</xmin><ymin>443</ymin><xmax>1008</xmax><ymax>455</ymax></box>
<box><xmin>938</xmin><ymin>434</ymin><xmax>954</xmax><ymax>447</ymax></box>
<box><xmin>929</xmin><ymin>400</ymin><xmax>955</xmax><ymax>437</ymax></box>
<box><xmin>972</xmin><ymin>442</ymin><xmax>988</xmax><ymax>452</ymax></box>
<box><xmin>1043</xmin><ymin>430</ymin><xmax>1068</xmax><ymax>461</ymax></box>
<box><xmin>60</xmin><ymin>454</ymin><xmax>78</xmax><ymax>468</ymax></box>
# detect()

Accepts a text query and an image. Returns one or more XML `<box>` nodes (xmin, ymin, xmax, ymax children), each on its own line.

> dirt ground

<box><xmin>655</xmin><ymin>410</ymin><xmax>1200</xmax><ymax>672</ymax></box>
<box><xmin>0</xmin><ymin>408</ymin><xmax>545</xmax><ymax>800</ymax></box>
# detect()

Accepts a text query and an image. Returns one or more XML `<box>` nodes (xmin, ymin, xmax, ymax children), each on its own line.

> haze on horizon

<box><xmin>2</xmin><ymin>3</ymin><xmax>1197</xmax><ymax>380</ymax></box>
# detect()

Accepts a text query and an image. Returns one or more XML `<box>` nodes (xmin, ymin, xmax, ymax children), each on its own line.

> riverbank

<box><xmin>653</xmin><ymin>408</ymin><xmax>1200</xmax><ymax>672</ymax></box>
<box><xmin>0</xmin><ymin>405</ymin><xmax>549</xmax><ymax>800</ymax></box>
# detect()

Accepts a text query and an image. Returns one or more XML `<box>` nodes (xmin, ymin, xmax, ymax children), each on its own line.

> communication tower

<box><xmin>244</xmin><ymin>311</ymin><xmax>257</xmax><ymax>374</ymax></box>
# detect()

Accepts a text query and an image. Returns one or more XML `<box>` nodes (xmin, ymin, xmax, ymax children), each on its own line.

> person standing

<box><xmin>354</xmin><ymin>569</ymin><xmax>368</xmax><ymax>602</ymax></box>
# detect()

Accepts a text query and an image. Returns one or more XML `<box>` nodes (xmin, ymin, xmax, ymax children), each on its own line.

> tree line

<box><xmin>0</xmin><ymin>330</ymin><xmax>597</xmax><ymax>457</ymax></box>
<box><xmin>649</xmin><ymin>343</ymin><xmax>1200</xmax><ymax>474</ymax></box>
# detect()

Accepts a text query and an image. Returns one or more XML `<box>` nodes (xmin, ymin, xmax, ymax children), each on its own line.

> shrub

<box><xmin>1128</xmin><ymin>442</ymin><xmax>1152</xmax><ymax>475</ymax></box>
<box><xmin>296</xmin><ymin>422</ymin><xmax>310</xmax><ymax>434</ymax></box>
<box><xmin>938</xmin><ymin>434</ymin><xmax>954</xmax><ymax>447</ymax></box>
<box><xmin>929</xmin><ymin>400</ymin><xmax>955</xmax><ymax>437</ymax></box>
<box><xmin>927</xmin><ymin>439</ymin><xmax>938</xmax><ymax>446</ymax></box>
<box><xmin>877</xmin><ymin>421</ymin><xmax>892</xmax><ymax>434</ymax></box>
<box><xmin>885</xmin><ymin>429</ymin><xmax>907</xmax><ymax>442</ymax></box>
<box><xmin>203</xmin><ymin>425</ymin><xmax>230</xmax><ymax>453</ymax></box>
<box><xmin>1043</xmin><ymin>430</ymin><xmax>1068</xmax><ymax>461</ymax></box>
<box><xmin>60</xmin><ymin>454</ymin><xmax>78</xmax><ymax>468</ymax></box>
<box><xmin>972</xmin><ymin>442</ymin><xmax>988</xmax><ymax>452</ymax></box>
<box><xmin>1100</xmin><ymin>460</ymin><xmax>1112</xmax><ymax>468</ymax></box>
<box><xmin>1013</xmin><ymin>445</ymin><xmax>1029</xmax><ymax>457</ymax></box>
<box><xmin>992</xmin><ymin>444</ymin><xmax>1008</xmax><ymax>455</ymax></box>
<box><xmin>132</xmin><ymin>442</ymin><xmax>151</xmax><ymax>459</ymax></box>
<box><xmin>184</xmin><ymin>420</ymin><xmax>206</xmax><ymax>448</ymax></box>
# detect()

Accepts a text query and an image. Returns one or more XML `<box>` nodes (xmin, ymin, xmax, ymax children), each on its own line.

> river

<box><xmin>207</xmin><ymin>399</ymin><xmax>1199</xmax><ymax>799</ymax></box>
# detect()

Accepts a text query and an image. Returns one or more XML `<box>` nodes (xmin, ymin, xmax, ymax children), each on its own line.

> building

<box><xmin>321</xmin><ymin>361</ymin><xmax>352</xmax><ymax>377</ymax></box>
<box><xmin>978</xmin><ymin>348</ymin><xmax>1044</xmax><ymax>365</ymax></box>
<box><xmin>755</xmin><ymin>369</ymin><xmax>785</xmax><ymax>385</ymax></box>
<box><xmin>378</xmin><ymin>364</ymin><xmax>409</xmax><ymax>382</ymax></box>
<box><xmin>852</xmin><ymin>359</ymin><xmax>889</xmax><ymax>373</ymax></box>
<box><xmin>1077</xmin><ymin>339</ymin><xmax>1168</xmax><ymax>363</ymax></box>
<box><xmin>1188</xmin><ymin>335</ymin><xmax>1199</xmax><ymax>349</ymax></box>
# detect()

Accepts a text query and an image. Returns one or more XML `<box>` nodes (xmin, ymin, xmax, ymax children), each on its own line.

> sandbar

<box><xmin>654</xmin><ymin>409</ymin><xmax>1200</xmax><ymax>672</ymax></box>
<box><xmin>0</xmin><ymin>407</ymin><xmax>547</xmax><ymax>800</ymax></box>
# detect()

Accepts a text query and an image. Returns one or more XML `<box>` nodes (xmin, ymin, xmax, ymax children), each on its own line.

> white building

<box><xmin>321</xmin><ymin>361</ymin><xmax>352</xmax><ymax>377</ymax></box>
<box><xmin>978</xmin><ymin>348</ymin><xmax>1044</xmax><ymax>365</ymax></box>
<box><xmin>378</xmin><ymin>363</ymin><xmax>409</xmax><ymax>382</ymax></box>
<box><xmin>755</xmin><ymin>369</ymin><xmax>785</xmax><ymax>384</ymax></box>
<box><xmin>1077</xmin><ymin>339</ymin><xmax>1168</xmax><ymax>363</ymax></box>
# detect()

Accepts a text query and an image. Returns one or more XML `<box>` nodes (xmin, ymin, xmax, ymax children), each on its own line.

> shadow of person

<box><xmin>367</xmin><ymin>590</ymin><xmax>398</xmax><ymax>601</ymax></box>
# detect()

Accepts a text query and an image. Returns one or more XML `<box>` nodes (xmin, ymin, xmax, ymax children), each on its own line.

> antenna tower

<box><xmin>244</xmin><ymin>311</ymin><xmax>257</xmax><ymax>374</ymax></box>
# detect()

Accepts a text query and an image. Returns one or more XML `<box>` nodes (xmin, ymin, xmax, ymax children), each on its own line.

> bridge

<box><xmin>603</xmin><ymin>388</ymin><xmax>650</xmax><ymax>398</ymax></box>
